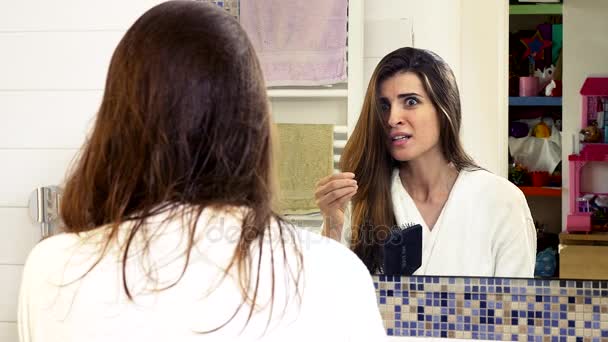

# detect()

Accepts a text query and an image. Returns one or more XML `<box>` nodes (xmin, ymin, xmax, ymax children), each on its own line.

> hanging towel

<box><xmin>275</xmin><ymin>124</ymin><xmax>334</xmax><ymax>214</ymax></box>
<box><xmin>240</xmin><ymin>0</ymin><xmax>348</xmax><ymax>86</ymax></box>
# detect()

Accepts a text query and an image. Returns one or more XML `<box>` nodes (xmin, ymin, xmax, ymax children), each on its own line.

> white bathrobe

<box><xmin>340</xmin><ymin>168</ymin><xmax>537</xmax><ymax>278</ymax></box>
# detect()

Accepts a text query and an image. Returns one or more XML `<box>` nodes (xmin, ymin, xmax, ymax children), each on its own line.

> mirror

<box><xmin>242</xmin><ymin>0</ymin><xmax>608</xmax><ymax>282</ymax></box>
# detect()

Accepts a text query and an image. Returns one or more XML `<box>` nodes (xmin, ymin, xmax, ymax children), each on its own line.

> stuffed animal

<box><xmin>580</xmin><ymin>121</ymin><xmax>602</xmax><ymax>143</ymax></box>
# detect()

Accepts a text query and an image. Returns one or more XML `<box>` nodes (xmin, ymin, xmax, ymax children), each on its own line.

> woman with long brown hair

<box><xmin>315</xmin><ymin>47</ymin><xmax>536</xmax><ymax>277</ymax></box>
<box><xmin>17</xmin><ymin>2</ymin><xmax>386</xmax><ymax>341</ymax></box>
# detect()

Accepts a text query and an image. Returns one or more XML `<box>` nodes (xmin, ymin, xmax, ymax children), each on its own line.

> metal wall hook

<box><xmin>28</xmin><ymin>186</ymin><xmax>63</xmax><ymax>238</ymax></box>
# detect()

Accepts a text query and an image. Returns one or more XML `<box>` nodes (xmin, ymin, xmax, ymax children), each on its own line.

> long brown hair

<box><xmin>60</xmin><ymin>0</ymin><xmax>301</xmax><ymax>333</ymax></box>
<box><xmin>340</xmin><ymin>47</ymin><xmax>478</xmax><ymax>272</ymax></box>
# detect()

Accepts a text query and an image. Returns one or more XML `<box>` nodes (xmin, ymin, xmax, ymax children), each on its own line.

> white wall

<box><xmin>0</xmin><ymin>0</ymin><xmax>164</xmax><ymax>338</ymax></box>
<box><xmin>561</xmin><ymin>0</ymin><xmax>608</xmax><ymax>231</ymax></box>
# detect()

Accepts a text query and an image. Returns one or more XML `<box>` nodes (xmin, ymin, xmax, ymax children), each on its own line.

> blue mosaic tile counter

<box><xmin>372</xmin><ymin>276</ymin><xmax>608</xmax><ymax>342</ymax></box>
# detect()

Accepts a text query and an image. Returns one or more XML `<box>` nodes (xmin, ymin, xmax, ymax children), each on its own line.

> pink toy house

<box><xmin>567</xmin><ymin>77</ymin><xmax>608</xmax><ymax>233</ymax></box>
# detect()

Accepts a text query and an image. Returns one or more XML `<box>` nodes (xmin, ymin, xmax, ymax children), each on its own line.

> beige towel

<box><xmin>275</xmin><ymin>124</ymin><xmax>334</xmax><ymax>215</ymax></box>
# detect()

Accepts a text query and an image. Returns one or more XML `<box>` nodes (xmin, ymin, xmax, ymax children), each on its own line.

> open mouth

<box><xmin>391</xmin><ymin>134</ymin><xmax>412</xmax><ymax>142</ymax></box>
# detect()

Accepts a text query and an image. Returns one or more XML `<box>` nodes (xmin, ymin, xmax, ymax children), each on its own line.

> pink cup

<box><xmin>519</xmin><ymin>76</ymin><xmax>539</xmax><ymax>97</ymax></box>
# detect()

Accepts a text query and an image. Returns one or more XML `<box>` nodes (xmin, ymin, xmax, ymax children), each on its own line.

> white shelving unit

<box><xmin>275</xmin><ymin>0</ymin><xmax>364</xmax><ymax>231</ymax></box>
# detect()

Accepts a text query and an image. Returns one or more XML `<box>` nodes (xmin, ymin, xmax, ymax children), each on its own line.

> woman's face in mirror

<box><xmin>379</xmin><ymin>72</ymin><xmax>441</xmax><ymax>163</ymax></box>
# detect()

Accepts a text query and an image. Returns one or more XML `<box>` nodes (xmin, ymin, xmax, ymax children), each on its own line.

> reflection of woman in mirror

<box><xmin>18</xmin><ymin>2</ymin><xmax>386</xmax><ymax>341</ymax></box>
<box><xmin>315</xmin><ymin>47</ymin><xmax>536</xmax><ymax>277</ymax></box>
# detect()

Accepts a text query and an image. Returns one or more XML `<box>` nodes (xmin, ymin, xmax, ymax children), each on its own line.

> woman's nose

<box><xmin>387</xmin><ymin>107</ymin><xmax>404</xmax><ymax>127</ymax></box>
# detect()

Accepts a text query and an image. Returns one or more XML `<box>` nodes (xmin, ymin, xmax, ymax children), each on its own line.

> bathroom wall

<box><xmin>0</xmin><ymin>1</ymin><xmax>165</xmax><ymax>339</ymax></box>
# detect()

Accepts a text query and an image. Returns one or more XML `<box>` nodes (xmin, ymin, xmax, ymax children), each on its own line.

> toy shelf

<box><xmin>509</xmin><ymin>4</ymin><xmax>562</xmax><ymax>15</ymax></box>
<box><xmin>508</xmin><ymin>96</ymin><xmax>562</xmax><ymax>106</ymax></box>
<box><xmin>518</xmin><ymin>186</ymin><xmax>562</xmax><ymax>197</ymax></box>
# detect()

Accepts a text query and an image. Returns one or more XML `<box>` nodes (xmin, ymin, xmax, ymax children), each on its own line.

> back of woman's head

<box><xmin>61</xmin><ymin>0</ymin><xmax>273</xmax><ymax>230</ymax></box>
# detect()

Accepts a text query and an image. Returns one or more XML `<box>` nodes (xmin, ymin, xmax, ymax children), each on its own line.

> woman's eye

<box><xmin>405</xmin><ymin>98</ymin><xmax>419</xmax><ymax>106</ymax></box>
<box><xmin>380</xmin><ymin>103</ymin><xmax>390</xmax><ymax>112</ymax></box>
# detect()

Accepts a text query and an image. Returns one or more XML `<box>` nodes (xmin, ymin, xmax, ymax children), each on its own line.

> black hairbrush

<box><xmin>383</xmin><ymin>223</ymin><xmax>422</xmax><ymax>276</ymax></box>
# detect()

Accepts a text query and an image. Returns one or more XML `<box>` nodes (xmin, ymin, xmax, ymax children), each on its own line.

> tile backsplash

<box><xmin>373</xmin><ymin>276</ymin><xmax>608</xmax><ymax>342</ymax></box>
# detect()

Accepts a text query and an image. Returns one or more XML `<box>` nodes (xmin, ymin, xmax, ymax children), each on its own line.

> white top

<box><xmin>18</xmin><ymin>207</ymin><xmax>387</xmax><ymax>342</ymax></box>
<box><xmin>340</xmin><ymin>169</ymin><xmax>537</xmax><ymax>278</ymax></box>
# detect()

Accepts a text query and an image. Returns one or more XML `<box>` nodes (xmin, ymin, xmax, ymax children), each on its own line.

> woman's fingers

<box><xmin>316</xmin><ymin>184</ymin><xmax>358</xmax><ymax>209</ymax></box>
<box><xmin>315</xmin><ymin>172</ymin><xmax>355</xmax><ymax>188</ymax></box>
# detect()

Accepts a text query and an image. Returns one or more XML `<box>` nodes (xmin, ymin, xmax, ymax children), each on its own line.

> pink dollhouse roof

<box><xmin>580</xmin><ymin>77</ymin><xmax>608</xmax><ymax>96</ymax></box>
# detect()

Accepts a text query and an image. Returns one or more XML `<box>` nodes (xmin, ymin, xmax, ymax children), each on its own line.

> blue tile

<box><xmin>568</xmin><ymin>328</ymin><xmax>575</xmax><ymax>336</ymax></box>
<box><xmin>593</xmin><ymin>322</ymin><xmax>600</xmax><ymax>329</ymax></box>
<box><xmin>410</xmin><ymin>329</ymin><xmax>416</xmax><ymax>336</ymax></box>
<box><xmin>441</xmin><ymin>323</ymin><xmax>447</xmax><ymax>330</ymax></box>
<box><xmin>433</xmin><ymin>323</ymin><xmax>440</xmax><ymax>330</ymax></box>
<box><xmin>395</xmin><ymin>313</ymin><xmax>401</xmax><ymax>320</ymax></box>
<box><xmin>552</xmin><ymin>312</ymin><xmax>559</xmax><ymax>320</ymax></box>
<box><xmin>402</xmin><ymin>322</ymin><xmax>408</xmax><ymax>328</ymax></box>
<box><xmin>465</xmin><ymin>324</ymin><xmax>471</xmax><ymax>331</ymax></box>
<box><xmin>449</xmin><ymin>278</ymin><xmax>455</xmax><ymax>284</ymax></box>
<box><xmin>560</xmin><ymin>304</ymin><xmax>568</xmax><ymax>311</ymax></box>
<box><xmin>387</xmin><ymin>328</ymin><xmax>394</xmax><ymax>335</ymax></box>
<box><xmin>544</xmin><ymin>311</ymin><xmax>551</xmax><ymax>319</ymax></box>
<box><xmin>433</xmin><ymin>300</ymin><xmax>440</xmax><ymax>306</ymax></box>
<box><xmin>402</xmin><ymin>290</ymin><xmax>409</xmax><ymax>297</ymax></box>
<box><xmin>472</xmin><ymin>309</ymin><xmax>479</xmax><ymax>316</ymax></box>
<box><xmin>568</xmin><ymin>321</ymin><xmax>576</xmax><ymax>328</ymax></box>
<box><xmin>497</xmin><ymin>286</ymin><xmax>503</xmax><ymax>293</ymax></box>
<box><xmin>417</xmin><ymin>314</ymin><xmax>424</xmax><ymax>321</ymax></box>
<box><xmin>560</xmin><ymin>337</ymin><xmax>567</xmax><ymax>342</ymax></box>
<box><xmin>481</xmin><ymin>286</ymin><xmax>487</xmax><ymax>292</ymax></box>
<box><xmin>568</xmin><ymin>297</ymin><xmax>576</xmax><ymax>304</ymax></box>
<box><xmin>456</xmin><ymin>323</ymin><xmax>464</xmax><ymax>331</ymax></box>
<box><xmin>585</xmin><ymin>297</ymin><xmax>592</xmax><ymax>304</ymax></box>
<box><xmin>488</xmin><ymin>317</ymin><xmax>495</xmax><ymax>325</ymax></box>
<box><xmin>473</xmin><ymin>286</ymin><xmax>479</xmax><ymax>292</ymax></box>
<box><xmin>544</xmin><ymin>319</ymin><xmax>551</xmax><ymax>327</ymax></box>
<box><xmin>480</xmin><ymin>317</ymin><xmax>486</xmax><ymax>324</ymax></box>
<box><xmin>536</xmin><ymin>311</ymin><xmax>543</xmax><ymax>319</ymax></box>
<box><xmin>544</xmin><ymin>327</ymin><xmax>551</xmax><ymax>334</ymax></box>
<box><xmin>496</xmin><ymin>317</ymin><xmax>503</xmax><ymax>325</ymax></box>
<box><xmin>394</xmin><ymin>305</ymin><xmax>401</xmax><ymax>312</ymax></box>
<box><xmin>473</xmin><ymin>294</ymin><xmax>480</xmax><ymax>301</ymax></box>
<box><xmin>576</xmin><ymin>338</ymin><xmax>583</xmax><ymax>342</ymax></box>
<box><xmin>402</xmin><ymin>298</ymin><xmax>408</xmax><ymax>305</ymax></box>
<box><xmin>449</xmin><ymin>323</ymin><xmax>455</xmax><ymax>331</ymax></box>
<box><xmin>387</xmin><ymin>290</ymin><xmax>394</xmax><ymax>296</ymax></box>
<box><xmin>425</xmin><ymin>315</ymin><xmax>432</xmax><ymax>322</ymax></box>
<box><xmin>560</xmin><ymin>328</ymin><xmax>568</xmax><ymax>336</ymax></box>
<box><xmin>503</xmin><ymin>279</ymin><xmax>510</xmax><ymax>285</ymax></box>
<box><xmin>512</xmin><ymin>334</ymin><xmax>519</xmax><ymax>341</ymax></box>
<box><xmin>594</xmin><ymin>305</ymin><xmax>600</xmax><ymax>313</ymax></box>
<box><xmin>473</xmin><ymin>325</ymin><xmax>479</xmax><ymax>332</ymax></box>
<box><xmin>496</xmin><ymin>302</ymin><xmax>503</xmax><ymax>309</ymax></box>
<box><xmin>592</xmin><ymin>338</ymin><xmax>600</xmax><ymax>342</ymax></box>
<box><xmin>584</xmin><ymin>321</ymin><xmax>591</xmax><ymax>329</ymax></box>
<box><xmin>602</xmin><ymin>330</ymin><xmax>608</xmax><ymax>338</ymax></box>
<box><xmin>480</xmin><ymin>333</ymin><xmax>487</xmax><ymax>340</ymax></box>
<box><xmin>441</xmin><ymin>331</ymin><xmax>447</xmax><ymax>338</ymax></box>
<box><xmin>449</xmin><ymin>308</ymin><xmax>455</xmax><ymax>315</ymax></box>
<box><xmin>380</xmin><ymin>297</ymin><xmax>386</xmax><ymax>304</ymax></box>
<box><xmin>512</xmin><ymin>318</ymin><xmax>518</xmax><ymax>326</ymax></box>
<box><xmin>465</xmin><ymin>316</ymin><xmax>471</xmax><ymax>323</ymax></box>
<box><xmin>551</xmin><ymin>337</ymin><xmax>558</xmax><ymax>342</ymax></box>
<box><xmin>411</xmin><ymin>322</ymin><xmax>417</xmax><ymax>328</ymax></box>
<box><xmin>395</xmin><ymin>283</ymin><xmax>401</xmax><ymax>290</ymax></box>
<box><xmin>473</xmin><ymin>332</ymin><xmax>479</xmax><ymax>340</ymax></box>
<box><xmin>593</xmin><ymin>314</ymin><xmax>600</xmax><ymax>321</ymax></box>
